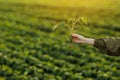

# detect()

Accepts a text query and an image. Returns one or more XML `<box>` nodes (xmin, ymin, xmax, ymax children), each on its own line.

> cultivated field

<box><xmin>0</xmin><ymin>0</ymin><xmax>120</xmax><ymax>80</ymax></box>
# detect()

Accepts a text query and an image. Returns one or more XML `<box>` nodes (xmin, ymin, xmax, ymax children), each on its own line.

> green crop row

<box><xmin>0</xmin><ymin>2</ymin><xmax>120</xmax><ymax>80</ymax></box>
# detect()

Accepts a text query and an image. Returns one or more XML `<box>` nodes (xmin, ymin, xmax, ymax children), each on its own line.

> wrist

<box><xmin>84</xmin><ymin>38</ymin><xmax>95</xmax><ymax>45</ymax></box>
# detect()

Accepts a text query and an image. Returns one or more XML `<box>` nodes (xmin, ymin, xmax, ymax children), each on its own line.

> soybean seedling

<box><xmin>53</xmin><ymin>17</ymin><xmax>88</xmax><ymax>48</ymax></box>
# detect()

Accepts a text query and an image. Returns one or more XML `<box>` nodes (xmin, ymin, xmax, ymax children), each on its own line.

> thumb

<box><xmin>71</xmin><ymin>34</ymin><xmax>84</xmax><ymax>40</ymax></box>
<box><xmin>71</xmin><ymin>34</ymin><xmax>79</xmax><ymax>38</ymax></box>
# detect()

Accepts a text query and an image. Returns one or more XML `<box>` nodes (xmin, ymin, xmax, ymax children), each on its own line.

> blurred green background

<box><xmin>0</xmin><ymin>0</ymin><xmax>120</xmax><ymax>80</ymax></box>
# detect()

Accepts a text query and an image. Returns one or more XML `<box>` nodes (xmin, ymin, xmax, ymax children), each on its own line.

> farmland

<box><xmin>0</xmin><ymin>0</ymin><xmax>120</xmax><ymax>80</ymax></box>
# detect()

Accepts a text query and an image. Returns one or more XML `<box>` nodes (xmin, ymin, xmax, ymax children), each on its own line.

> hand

<box><xmin>71</xmin><ymin>34</ymin><xmax>86</xmax><ymax>44</ymax></box>
<box><xmin>71</xmin><ymin>34</ymin><xmax>95</xmax><ymax>45</ymax></box>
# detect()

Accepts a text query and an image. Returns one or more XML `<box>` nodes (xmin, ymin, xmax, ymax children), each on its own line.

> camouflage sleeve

<box><xmin>94</xmin><ymin>37</ymin><xmax>120</xmax><ymax>56</ymax></box>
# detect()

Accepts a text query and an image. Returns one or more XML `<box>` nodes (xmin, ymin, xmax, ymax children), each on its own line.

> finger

<box><xmin>73</xmin><ymin>37</ymin><xmax>78</xmax><ymax>40</ymax></box>
<box><xmin>71</xmin><ymin>34</ymin><xmax>79</xmax><ymax>38</ymax></box>
<box><xmin>72</xmin><ymin>39</ymin><xmax>81</xmax><ymax>43</ymax></box>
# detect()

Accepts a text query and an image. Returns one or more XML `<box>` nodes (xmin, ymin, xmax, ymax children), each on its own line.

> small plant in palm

<box><xmin>53</xmin><ymin>17</ymin><xmax>88</xmax><ymax>47</ymax></box>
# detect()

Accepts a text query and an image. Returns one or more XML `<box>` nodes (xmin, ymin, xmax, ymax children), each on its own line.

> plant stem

<box><xmin>69</xmin><ymin>35</ymin><xmax>73</xmax><ymax>48</ymax></box>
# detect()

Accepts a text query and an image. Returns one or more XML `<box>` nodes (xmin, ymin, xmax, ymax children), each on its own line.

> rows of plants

<box><xmin>0</xmin><ymin>2</ymin><xmax>120</xmax><ymax>80</ymax></box>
